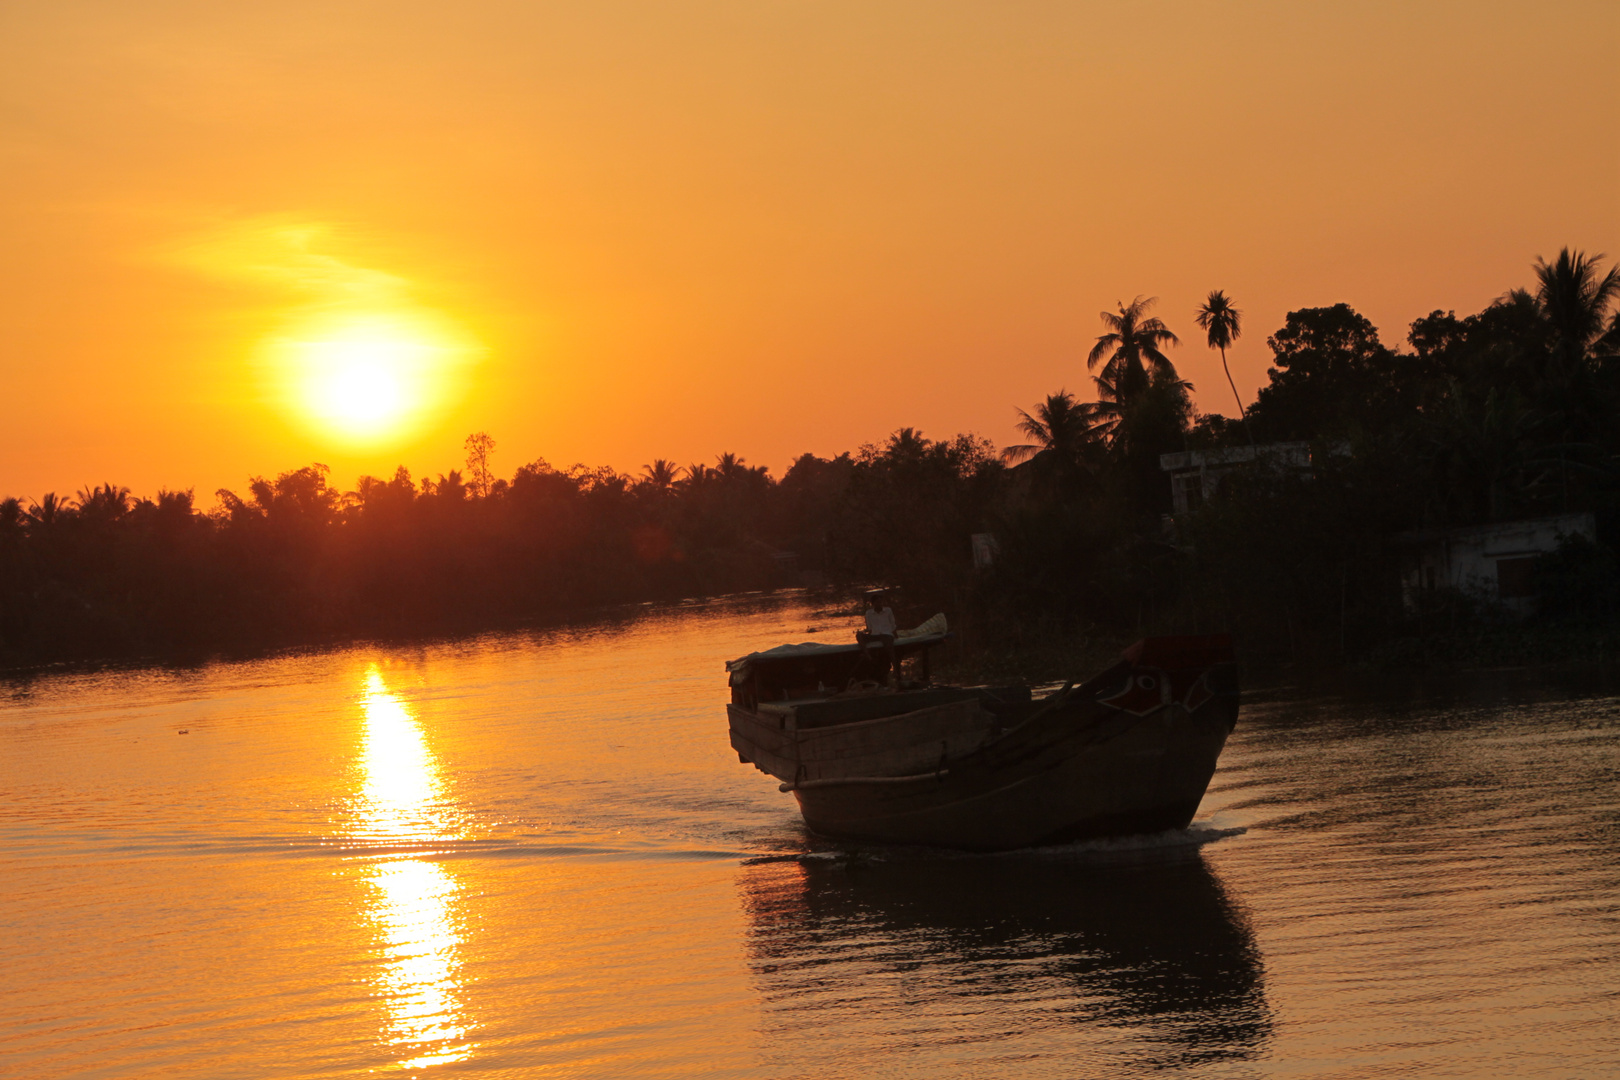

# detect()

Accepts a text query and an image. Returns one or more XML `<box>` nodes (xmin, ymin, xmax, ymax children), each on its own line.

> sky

<box><xmin>2</xmin><ymin>0</ymin><xmax>1617</xmax><ymax>503</ymax></box>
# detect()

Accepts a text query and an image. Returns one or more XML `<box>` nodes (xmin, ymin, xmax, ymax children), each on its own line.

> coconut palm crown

<box><xmin>1086</xmin><ymin>296</ymin><xmax>1180</xmax><ymax>406</ymax></box>
<box><xmin>640</xmin><ymin>459</ymin><xmax>683</xmax><ymax>491</ymax></box>
<box><xmin>1002</xmin><ymin>390</ymin><xmax>1102</xmax><ymax>468</ymax></box>
<box><xmin>1534</xmin><ymin>247</ymin><xmax>1620</xmax><ymax>367</ymax></box>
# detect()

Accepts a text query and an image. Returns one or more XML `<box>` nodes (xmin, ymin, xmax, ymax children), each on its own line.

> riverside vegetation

<box><xmin>5</xmin><ymin>249</ymin><xmax>1620</xmax><ymax>672</ymax></box>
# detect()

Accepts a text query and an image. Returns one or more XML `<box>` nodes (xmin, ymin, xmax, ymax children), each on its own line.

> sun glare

<box><xmin>264</xmin><ymin>311</ymin><xmax>476</xmax><ymax>446</ymax></box>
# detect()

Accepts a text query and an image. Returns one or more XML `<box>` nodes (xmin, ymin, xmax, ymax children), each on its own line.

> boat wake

<box><xmin>1015</xmin><ymin>822</ymin><xmax>1248</xmax><ymax>861</ymax></box>
<box><xmin>743</xmin><ymin>821</ymin><xmax>1247</xmax><ymax>867</ymax></box>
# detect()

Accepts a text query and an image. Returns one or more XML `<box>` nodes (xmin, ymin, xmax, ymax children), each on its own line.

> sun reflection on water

<box><xmin>354</xmin><ymin>665</ymin><xmax>474</xmax><ymax>1070</ymax></box>
<box><xmin>357</xmin><ymin>667</ymin><xmax>449</xmax><ymax>844</ymax></box>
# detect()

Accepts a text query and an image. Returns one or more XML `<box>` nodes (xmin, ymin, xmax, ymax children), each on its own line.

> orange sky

<box><xmin>2</xmin><ymin>1</ymin><xmax>1616</xmax><ymax>503</ymax></box>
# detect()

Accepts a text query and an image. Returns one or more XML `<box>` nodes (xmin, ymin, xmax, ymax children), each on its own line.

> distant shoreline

<box><xmin>5</xmin><ymin>586</ymin><xmax>1615</xmax><ymax>696</ymax></box>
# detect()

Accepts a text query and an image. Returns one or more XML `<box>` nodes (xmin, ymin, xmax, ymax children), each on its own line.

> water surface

<box><xmin>3</xmin><ymin>594</ymin><xmax>1617</xmax><ymax>1077</ymax></box>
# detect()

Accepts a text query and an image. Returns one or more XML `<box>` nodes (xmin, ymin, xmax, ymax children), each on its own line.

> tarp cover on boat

<box><xmin>726</xmin><ymin>615</ymin><xmax>947</xmax><ymax>685</ymax></box>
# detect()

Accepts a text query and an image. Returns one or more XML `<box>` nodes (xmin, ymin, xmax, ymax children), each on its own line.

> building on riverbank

<box><xmin>1159</xmin><ymin>442</ymin><xmax>1314</xmax><ymax>515</ymax></box>
<box><xmin>1396</xmin><ymin>512</ymin><xmax>1597</xmax><ymax>614</ymax></box>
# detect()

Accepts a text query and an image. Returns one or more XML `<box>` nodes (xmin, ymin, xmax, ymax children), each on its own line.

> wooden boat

<box><xmin>726</xmin><ymin>628</ymin><xmax>1239</xmax><ymax>852</ymax></box>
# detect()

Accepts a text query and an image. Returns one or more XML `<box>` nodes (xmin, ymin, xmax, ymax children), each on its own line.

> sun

<box><xmin>264</xmin><ymin>311</ymin><xmax>476</xmax><ymax>445</ymax></box>
<box><xmin>302</xmin><ymin>326</ymin><xmax>428</xmax><ymax>435</ymax></box>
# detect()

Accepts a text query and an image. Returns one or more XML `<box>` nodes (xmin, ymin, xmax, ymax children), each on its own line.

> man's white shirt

<box><xmin>864</xmin><ymin>607</ymin><xmax>897</xmax><ymax>636</ymax></box>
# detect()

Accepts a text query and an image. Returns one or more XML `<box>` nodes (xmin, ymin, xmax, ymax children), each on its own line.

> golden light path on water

<box><xmin>354</xmin><ymin>665</ymin><xmax>474</xmax><ymax>1071</ymax></box>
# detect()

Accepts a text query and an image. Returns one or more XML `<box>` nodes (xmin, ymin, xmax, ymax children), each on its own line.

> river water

<box><xmin>3</xmin><ymin>593</ymin><xmax>1617</xmax><ymax>1079</ymax></box>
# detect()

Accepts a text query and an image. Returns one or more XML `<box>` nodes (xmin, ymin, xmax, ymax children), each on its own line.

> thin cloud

<box><xmin>166</xmin><ymin>214</ymin><xmax>413</xmax><ymax>310</ymax></box>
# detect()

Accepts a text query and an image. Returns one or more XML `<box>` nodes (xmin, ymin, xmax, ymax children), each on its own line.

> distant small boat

<box><xmin>725</xmin><ymin>626</ymin><xmax>1239</xmax><ymax>852</ymax></box>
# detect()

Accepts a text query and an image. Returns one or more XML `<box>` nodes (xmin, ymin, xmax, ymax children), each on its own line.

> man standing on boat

<box><xmin>856</xmin><ymin>591</ymin><xmax>899</xmax><ymax>685</ymax></box>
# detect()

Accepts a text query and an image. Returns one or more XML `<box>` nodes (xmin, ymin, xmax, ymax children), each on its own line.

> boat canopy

<box><xmin>726</xmin><ymin>615</ymin><xmax>948</xmax><ymax>689</ymax></box>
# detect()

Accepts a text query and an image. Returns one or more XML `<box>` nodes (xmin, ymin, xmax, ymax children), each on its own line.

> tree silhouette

<box><xmin>1420</xmin><ymin>380</ymin><xmax>1548</xmax><ymax>523</ymax></box>
<box><xmin>1244</xmin><ymin>304</ymin><xmax>1401</xmax><ymax>440</ymax></box>
<box><xmin>75</xmin><ymin>483</ymin><xmax>132</xmax><ymax>525</ymax></box>
<box><xmin>243</xmin><ymin>464</ymin><xmax>336</xmax><ymax>523</ymax></box>
<box><xmin>1086</xmin><ymin>296</ymin><xmax>1181</xmax><ymax>406</ymax></box>
<box><xmin>25</xmin><ymin>492</ymin><xmax>73</xmax><ymax>530</ymax></box>
<box><xmin>1602</xmin><ymin>308</ymin><xmax>1620</xmax><ymax>356</ymax></box>
<box><xmin>1529</xmin><ymin>249</ymin><xmax>1620</xmax><ymax>446</ymax></box>
<box><xmin>640</xmin><ymin>459</ymin><xmax>683</xmax><ymax>492</ymax></box>
<box><xmin>1002</xmin><ymin>390</ymin><xmax>1103</xmax><ymax>477</ymax></box>
<box><xmin>1534</xmin><ymin>248</ymin><xmax>1620</xmax><ymax>368</ymax></box>
<box><xmin>1195</xmin><ymin>290</ymin><xmax>1253</xmax><ymax>445</ymax></box>
<box><xmin>465</xmin><ymin>432</ymin><xmax>497</xmax><ymax>499</ymax></box>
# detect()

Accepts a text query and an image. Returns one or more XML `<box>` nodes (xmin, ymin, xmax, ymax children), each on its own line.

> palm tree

<box><xmin>1195</xmin><ymin>290</ymin><xmax>1253</xmax><ymax>445</ymax></box>
<box><xmin>75</xmin><ymin>482</ymin><xmax>131</xmax><ymax>524</ymax></box>
<box><xmin>1601</xmin><ymin>308</ymin><xmax>1620</xmax><ymax>357</ymax></box>
<box><xmin>1086</xmin><ymin>371</ymin><xmax>1125</xmax><ymax>444</ymax></box>
<box><xmin>640</xmin><ymin>459</ymin><xmax>683</xmax><ymax>492</ymax></box>
<box><xmin>1534</xmin><ymin>248</ymin><xmax>1620</xmax><ymax>368</ymax></box>
<box><xmin>886</xmin><ymin>428</ymin><xmax>929</xmax><ymax>458</ymax></box>
<box><xmin>1002</xmin><ymin>390</ymin><xmax>1103</xmax><ymax>472</ymax></box>
<box><xmin>1532</xmin><ymin>249</ymin><xmax>1620</xmax><ymax>453</ymax></box>
<box><xmin>1086</xmin><ymin>296</ymin><xmax>1180</xmax><ymax>406</ymax></box>
<box><xmin>1090</xmin><ymin>367</ymin><xmax>1194</xmax><ymax>455</ymax></box>
<box><xmin>26</xmin><ymin>492</ymin><xmax>74</xmax><ymax>528</ymax></box>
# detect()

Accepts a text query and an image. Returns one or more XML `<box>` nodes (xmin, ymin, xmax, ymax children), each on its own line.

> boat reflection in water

<box><xmin>351</xmin><ymin>666</ymin><xmax>474</xmax><ymax>1071</ymax></box>
<box><xmin>739</xmin><ymin>844</ymin><xmax>1270</xmax><ymax>1073</ymax></box>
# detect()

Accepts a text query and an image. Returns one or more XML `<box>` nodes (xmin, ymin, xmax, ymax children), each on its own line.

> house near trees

<box><xmin>1159</xmin><ymin>442</ymin><xmax>1313</xmax><ymax>515</ymax></box>
<box><xmin>1396</xmin><ymin>512</ymin><xmax>1596</xmax><ymax>615</ymax></box>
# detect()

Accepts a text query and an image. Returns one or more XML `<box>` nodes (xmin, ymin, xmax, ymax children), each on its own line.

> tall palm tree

<box><xmin>1086</xmin><ymin>296</ymin><xmax>1180</xmax><ymax>406</ymax></box>
<box><xmin>1002</xmin><ymin>390</ymin><xmax>1103</xmax><ymax>471</ymax></box>
<box><xmin>1194</xmin><ymin>290</ymin><xmax>1253</xmax><ymax>445</ymax></box>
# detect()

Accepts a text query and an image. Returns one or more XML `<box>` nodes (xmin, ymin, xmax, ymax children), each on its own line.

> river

<box><xmin>3</xmin><ymin>592</ymin><xmax>1617</xmax><ymax>1078</ymax></box>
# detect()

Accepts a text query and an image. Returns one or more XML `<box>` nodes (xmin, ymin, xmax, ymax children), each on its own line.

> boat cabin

<box><xmin>726</xmin><ymin>631</ymin><xmax>951</xmax><ymax>709</ymax></box>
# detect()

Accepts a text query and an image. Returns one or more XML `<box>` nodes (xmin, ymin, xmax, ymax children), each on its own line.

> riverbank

<box><xmin>5</xmin><ymin>583</ymin><xmax>1615</xmax><ymax>691</ymax></box>
<box><xmin>936</xmin><ymin>616</ymin><xmax>1620</xmax><ymax>692</ymax></box>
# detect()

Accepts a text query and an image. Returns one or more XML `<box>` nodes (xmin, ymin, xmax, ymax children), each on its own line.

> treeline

<box><xmin>3</xmin><ymin>248</ymin><xmax>1619</xmax><ymax>669</ymax></box>
<box><xmin>0</xmin><ymin>432</ymin><xmax>1003</xmax><ymax>664</ymax></box>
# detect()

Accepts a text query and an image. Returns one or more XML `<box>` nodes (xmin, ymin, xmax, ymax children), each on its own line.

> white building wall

<box><xmin>1402</xmin><ymin>512</ymin><xmax>1596</xmax><ymax>613</ymax></box>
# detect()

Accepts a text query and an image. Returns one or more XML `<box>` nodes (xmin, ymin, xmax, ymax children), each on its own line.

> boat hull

<box><xmin>728</xmin><ymin>695</ymin><xmax>1001</xmax><ymax>784</ymax></box>
<box><xmin>789</xmin><ymin>686</ymin><xmax>1235</xmax><ymax>851</ymax></box>
<box><xmin>725</xmin><ymin>635</ymin><xmax>1240</xmax><ymax>853</ymax></box>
